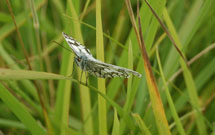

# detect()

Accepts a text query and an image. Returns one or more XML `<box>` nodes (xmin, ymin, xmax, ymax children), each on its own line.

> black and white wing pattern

<box><xmin>85</xmin><ymin>58</ymin><xmax>142</xmax><ymax>78</ymax></box>
<box><xmin>62</xmin><ymin>32</ymin><xmax>92</xmax><ymax>57</ymax></box>
<box><xmin>62</xmin><ymin>32</ymin><xmax>142</xmax><ymax>78</ymax></box>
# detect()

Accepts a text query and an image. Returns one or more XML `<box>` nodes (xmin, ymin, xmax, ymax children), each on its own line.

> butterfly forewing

<box><xmin>62</xmin><ymin>32</ymin><xmax>92</xmax><ymax>57</ymax></box>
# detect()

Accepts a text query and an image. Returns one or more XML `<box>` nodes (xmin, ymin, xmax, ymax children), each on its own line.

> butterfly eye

<box><xmin>77</xmin><ymin>58</ymin><xmax>81</xmax><ymax>62</ymax></box>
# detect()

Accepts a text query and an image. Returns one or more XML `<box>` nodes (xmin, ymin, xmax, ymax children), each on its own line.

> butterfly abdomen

<box><xmin>129</xmin><ymin>71</ymin><xmax>142</xmax><ymax>78</ymax></box>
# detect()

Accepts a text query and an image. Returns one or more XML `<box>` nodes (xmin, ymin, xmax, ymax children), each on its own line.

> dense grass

<box><xmin>0</xmin><ymin>0</ymin><xmax>215</xmax><ymax>134</ymax></box>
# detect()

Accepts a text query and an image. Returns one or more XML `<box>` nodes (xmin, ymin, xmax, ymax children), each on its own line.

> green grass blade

<box><xmin>173</xmin><ymin>59</ymin><xmax>215</xmax><ymax>116</ymax></box>
<box><xmin>112</xmin><ymin>108</ymin><xmax>120</xmax><ymax>135</ymax></box>
<box><xmin>67</xmin><ymin>1</ymin><xmax>94</xmax><ymax>135</ymax></box>
<box><xmin>132</xmin><ymin>113</ymin><xmax>151</xmax><ymax>135</ymax></box>
<box><xmin>163</xmin><ymin>8</ymin><xmax>207</xmax><ymax>134</ymax></box>
<box><xmin>124</xmin><ymin>40</ymin><xmax>134</xmax><ymax>112</ymax></box>
<box><xmin>0</xmin><ymin>44</ymin><xmax>38</xmax><ymax>101</ymax></box>
<box><xmin>0</xmin><ymin>68</ymin><xmax>123</xmax><ymax>115</ymax></box>
<box><xmin>54</xmin><ymin>1</ymin><xmax>76</xmax><ymax>134</ymax></box>
<box><xmin>0</xmin><ymin>118</ymin><xmax>26</xmax><ymax>129</ymax></box>
<box><xmin>0</xmin><ymin>0</ymin><xmax>213</xmax><ymax>134</ymax></box>
<box><xmin>0</xmin><ymin>12</ymin><xmax>11</xmax><ymax>23</ymax></box>
<box><xmin>0</xmin><ymin>84</ymin><xmax>46</xmax><ymax>135</ymax></box>
<box><xmin>96</xmin><ymin>0</ymin><xmax>107</xmax><ymax>134</ymax></box>
<box><xmin>156</xmin><ymin>47</ymin><xmax>186</xmax><ymax>135</ymax></box>
<box><xmin>163</xmin><ymin>0</ymin><xmax>213</xmax><ymax>78</ymax></box>
<box><xmin>120</xmin><ymin>40</ymin><xmax>136</xmax><ymax>133</ymax></box>
<box><xmin>80</xmin><ymin>0</ymin><xmax>91</xmax><ymax>20</ymax></box>
<box><xmin>0</xmin><ymin>0</ymin><xmax>46</xmax><ymax>41</ymax></box>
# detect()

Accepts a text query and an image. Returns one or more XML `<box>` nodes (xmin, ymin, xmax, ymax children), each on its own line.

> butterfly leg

<box><xmin>85</xmin><ymin>72</ymin><xmax>88</xmax><ymax>86</ymax></box>
<box><xmin>80</xmin><ymin>69</ymin><xmax>83</xmax><ymax>83</ymax></box>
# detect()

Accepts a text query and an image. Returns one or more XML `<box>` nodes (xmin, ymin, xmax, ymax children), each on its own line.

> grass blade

<box><xmin>125</xmin><ymin>0</ymin><xmax>171</xmax><ymax>134</ymax></box>
<box><xmin>0</xmin><ymin>44</ymin><xmax>38</xmax><ymax>100</ymax></box>
<box><xmin>163</xmin><ymin>8</ymin><xmax>207</xmax><ymax>134</ymax></box>
<box><xmin>0</xmin><ymin>118</ymin><xmax>26</xmax><ymax>129</ymax></box>
<box><xmin>0</xmin><ymin>68</ymin><xmax>123</xmax><ymax>116</ymax></box>
<box><xmin>124</xmin><ymin>40</ymin><xmax>134</xmax><ymax>112</ymax></box>
<box><xmin>120</xmin><ymin>40</ymin><xmax>136</xmax><ymax>133</ymax></box>
<box><xmin>156</xmin><ymin>47</ymin><xmax>186</xmax><ymax>135</ymax></box>
<box><xmin>67</xmin><ymin>1</ymin><xmax>94</xmax><ymax>135</ymax></box>
<box><xmin>143</xmin><ymin>0</ymin><xmax>186</xmax><ymax>62</ymax></box>
<box><xmin>112</xmin><ymin>108</ymin><xmax>120</xmax><ymax>135</ymax></box>
<box><xmin>132</xmin><ymin>113</ymin><xmax>151</xmax><ymax>135</ymax></box>
<box><xmin>5</xmin><ymin>0</ymin><xmax>52</xmax><ymax>134</ymax></box>
<box><xmin>96</xmin><ymin>0</ymin><xmax>107</xmax><ymax>134</ymax></box>
<box><xmin>0</xmin><ymin>84</ymin><xmax>46</xmax><ymax>135</ymax></box>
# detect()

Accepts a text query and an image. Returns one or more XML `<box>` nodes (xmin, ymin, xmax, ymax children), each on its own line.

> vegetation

<box><xmin>0</xmin><ymin>0</ymin><xmax>214</xmax><ymax>134</ymax></box>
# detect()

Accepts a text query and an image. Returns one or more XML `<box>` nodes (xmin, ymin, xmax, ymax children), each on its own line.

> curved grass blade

<box><xmin>0</xmin><ymin>68</ymin><xmax>123</xmax><ymax>116</ymax></box>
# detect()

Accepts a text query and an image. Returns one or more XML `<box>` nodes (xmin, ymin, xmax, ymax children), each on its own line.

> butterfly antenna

<box><xmin>52</xmin><ymin>40</ymin><xmax>75</xmax><ymax>54</ymax></box>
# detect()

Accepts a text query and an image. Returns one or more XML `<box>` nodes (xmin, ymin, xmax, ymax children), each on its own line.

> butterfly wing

<box><xmin>62</xmin><ymin>32</ymin><xmax>142</xmax><ymax>78</ymax></box>
<box><xmin>86</xmin><ymin>58</ymin><xmax>142</xmax><ymax>78</ymax></box>
<box><xmin>62</xmin><ymin>32</ymin><xmax>92</xmax><ymax>57</ymax></box>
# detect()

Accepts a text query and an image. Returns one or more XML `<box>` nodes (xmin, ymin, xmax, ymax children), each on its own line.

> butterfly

<box><xmin>62</xmin><ymin>32</ymin><xmax>142</xmax><ymax>79</ymax></box>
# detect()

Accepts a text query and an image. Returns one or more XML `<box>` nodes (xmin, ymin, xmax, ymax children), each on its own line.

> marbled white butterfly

<box><xmin>62</xmin><ymin>32</ymin><xmax>142</xmax><ymax>78</ymax></box>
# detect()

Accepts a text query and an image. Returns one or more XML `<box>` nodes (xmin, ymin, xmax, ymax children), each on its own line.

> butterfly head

<box><xmin>74</xmin><ymin>55</ymin><xmax>87</xmax><ymax>70</ymax></box>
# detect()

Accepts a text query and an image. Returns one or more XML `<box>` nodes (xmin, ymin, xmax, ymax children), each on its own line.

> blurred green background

<box><xmin>0</xmin><ymin>0</ymin><xmax>215</xmax><ymax>134</ymax></box>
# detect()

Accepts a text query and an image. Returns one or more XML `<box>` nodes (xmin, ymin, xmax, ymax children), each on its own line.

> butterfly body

<box><xmin>74</xmin><ymin>55</ymin><xmax>88</xmax><ymax>71</ymax></box>
<box><xmin>62</xmin><ymin>32</ymin><xmax>142</xmax><ymax>78</ymax></box>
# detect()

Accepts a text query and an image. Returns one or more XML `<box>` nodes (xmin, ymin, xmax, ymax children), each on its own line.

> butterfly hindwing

<box><xmin>86</xmin><ymin>58</ymin><xmax>141</xmax><ymax>78</ymax></box>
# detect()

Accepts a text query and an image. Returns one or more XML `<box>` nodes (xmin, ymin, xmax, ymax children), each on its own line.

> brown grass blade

<box><xmin>125</xmin><ymin>0</ymin><xmax>170</xmax><ymax>134</ymax></box>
